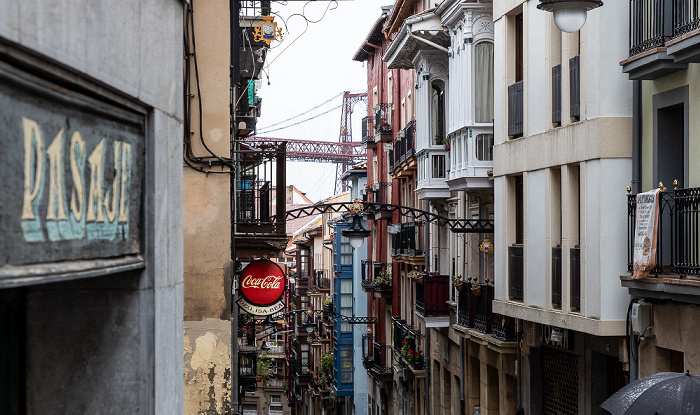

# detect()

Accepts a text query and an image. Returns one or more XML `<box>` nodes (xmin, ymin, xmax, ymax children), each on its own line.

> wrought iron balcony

<box><xmin>391</xmin><ymin>221</ymin><xmax>425</xmax><ymax>258</ymax></box>
<box><xmin>456</xmin><ymin>284</ymin><xmax>516</xmax><ymax>341</ymax></box>
<box><xmin>416</xmin><ymin>273</ymin><xmax>450</xmax><ymax>317</ymax></box>
<box><xmin>626</xmin><ymin>187</ymin><xmax>700</xmax><ymax>277</ymax></box>
<box><xmin>361</xmin><ymin>260</ymin><xmax>393</xmax><ymax>297</ymax></box>
<box><xmin>362</xmin><ymin>116</ymin><xmax>376</xmax><ymax>149</ymax></box>
<box><xmin>371</xmin><ymin>182</ymin><xmax>391</xmax><ymax>204</ymax></box>
<box><xmin>313</xmin><ymin>269</ymin><xmax>331</xmax><ymax>291</ymax></box>
<box><xmin>391</xmin><ymin>318</ymin><xmax>425</xmax><ymax>371</ymax></box>
<box><xmin>390</xmin><ymin>120</ymin><xmax>416</xmax><ymax>170</ymax></box>
<box><xmin>509</xmin><ymin>245</ymin><xmax>524</xmax><ymax>300</ymax></box>
<box><xmin>361</xmin><ymin>335</ymin><xmax>392</xmax><ymax>380</ymax></box>
<box><xmin>373</xmin><ymin>103</ymin><xmax>393</xmax><ymax>137</ymax></box>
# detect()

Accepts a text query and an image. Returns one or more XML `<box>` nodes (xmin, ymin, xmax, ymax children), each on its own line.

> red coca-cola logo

<box><xmin>240</xmin><ymin>260</ymin><xmax>286</xmax><ymax>306</ymax></box>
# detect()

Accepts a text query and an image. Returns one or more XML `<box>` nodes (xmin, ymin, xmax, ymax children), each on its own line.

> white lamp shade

<box><xmin>349</xmin><ymin>236</ymin><xmax>365</xmax><ymax>249</ymax></box>
<box><xmin>553</xmin><ymin>7</ymin><xmax>587</xmax><ymax>32</ymax></box>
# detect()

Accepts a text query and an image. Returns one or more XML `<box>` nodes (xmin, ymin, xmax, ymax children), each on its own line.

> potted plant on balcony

<box><xmin>375</xmin><ymin>270</ymin><xmax>392</xmax><ymax>288</ymax></box>
<box><xmin>442</xmin><ymin>136</ymin><xmax>450</xmax><ymax>150</ymax></box>
<box><xmin>451</xmin><ymin>275</ymin><xmax>465</xmax><ymax>292</ymax></box>
<box><xmin>408</xmin><ymin>269</ymin><xmax>421</xmax><ymax>280</ymax></box>
<box><xmin>414</xmin><ymin>350</ymin><xmax>425</xmax><ymax>370</ymax></box>
<box><xmin>468</xmin><ymin>276</ymin><xmax>481</xmax><ymax>296</ymax></box>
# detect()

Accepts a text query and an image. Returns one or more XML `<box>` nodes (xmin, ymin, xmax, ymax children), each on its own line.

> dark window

<box><xmin>515</xmin><ymin>13</ymin><xmax>523</xmax><ymax>83</ymax></box>
<box><xmin>515</xmin><ymin>175</ymin><xmax>524</xmax><ymax>244</ymax></box>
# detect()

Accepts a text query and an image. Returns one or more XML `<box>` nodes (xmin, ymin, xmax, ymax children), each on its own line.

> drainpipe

<box><xmin>230</xmin><ymin>0</ymin><xmax>240</xmax><ymax>414</ymax></box>
<box><xmin>460</xmin><ymin>337</ymin><xmax>465</xmax><ymax>415</ymax></box>
<box><xmin>632</xmin><ymin>80</ymin><xmax>642</xmax><ymax>194</ymax></box>
<box><xmin>425</xmin><ymin>328</ymin><xmax>431</xmax><ymax>415</ymax></box>
<box><xmin>516</xmin><ymin>320</ymin><xmax>524</xmax><ymax>415</ymax></box>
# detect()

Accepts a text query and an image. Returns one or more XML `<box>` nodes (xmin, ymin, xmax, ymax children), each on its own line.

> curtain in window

<box><xmin>475</xmin><ymin>42</ymin><xmax>494</xmax><ymax>123</ymax></box>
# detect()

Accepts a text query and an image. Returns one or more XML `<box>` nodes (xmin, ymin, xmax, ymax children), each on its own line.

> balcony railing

<box><xmin>627</xmin><ymin>187</ymin><xmax>700</xmax><ymax>277</ymax></box>
<box><xmin>552</xmin><ymin>246</ymin><xmax>563</xmax><ymax>308</ymax></box>
<box><xmin>629</xmin><ymin>0</ymin><xmax>673</xmax><ymax>56</ymax></box>
<box><xmin>457</xmin><ymin>285</ymin><xmax>474</xmax><ymax>328</ymax></box>
<box><xmin>473</xmin><ymin>284</ymin><xmax>494</xmax><ymax>334</ymax></box>
<box><xmin>571</xmin><ymin>246</ymin><xmax>581</xmax><ymax>310</ymax></box>
<box><xmin>313</xmin><ymin>270</ymin><xmax>330</xmax><ymax>290</ymax></box>
<box><xmin>508</xmin><ymin>81</ymin><xmax>524</xmax><ymax>138</ymax></box>
<box><xmin>391</xmin><ymin>221</ymin><xmax>425</xmax><ymax>257</ymax></box>
<box><xmin>361</xmin><ymin>261</ymin><xmax>392</xmax><ymax>294</ymax></box>
<box><xmin>509</xmin><ymin>245</ymin><xmax>524</xmax><ymax>300</ymax></box>
<box><xmin>372</xmin><ymin>182</ymin><xmax>390</xmax><ymax>204</ymax></box>
<box><xmin>390</xmin><ymin>120</ymin><xmax>415</xmax><ymax>171</ymax></box>
<box><xmin>362</xmin><ymin>116</ymin><xmax>375</xmax><ymax>148</ymax></box>
<box><xmin>374</xmin><ymin>103</ymin><xmax>393</xmax><ymax>134</ymax></box>
<box><xmin>416</xmin><ymin>273</ymin><xmax>450</xmax><ymax>317</ymax></box>
<box><xmin>673</xmin><ymin>0</ymin><xmax>700</xmax><ymax>37</ymax></box>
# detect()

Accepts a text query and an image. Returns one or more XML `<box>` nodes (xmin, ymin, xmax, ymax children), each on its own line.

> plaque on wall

<box><xmin>0</xmin><ymin>61</ymin><xmax>144</xmax><ymax>270</ymax></box>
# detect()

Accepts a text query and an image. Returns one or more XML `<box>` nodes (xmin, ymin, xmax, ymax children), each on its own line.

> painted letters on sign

<box><xmin>20</xmin><ymin>118</ymin><xmax>132</xmax><ymax>242</ymax></box>
<box><xmin>239</xmin><ymin>260</ymin><xmax>286</xmax><ymax>306</ymax></box>
<box><xmin>0</xmin><ymin>64</ymin><xmax>143</xmax><ymax>267</ymax></box>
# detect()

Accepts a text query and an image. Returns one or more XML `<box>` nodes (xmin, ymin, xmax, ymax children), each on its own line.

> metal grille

<box><xmin>569</xmin><ymin>56</ymin><xmax>580</xmax><ymax>120</ymax></box>
<box><xmin>552</xmin><ymin>64</ymin><xmax>562</xmax><ymax>125</ymax></box>
<box><xmin>542</xmin><ymin>346</ymin><xmax>579</xmax><ymax>415</ymax></box>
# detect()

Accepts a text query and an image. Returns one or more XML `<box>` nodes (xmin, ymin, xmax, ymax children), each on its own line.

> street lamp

<box><xmin>342</xmin><ymin>214</ymin><xmax>371</xmax><ymax>248</ymax></box>
<box><xmin>304</xmin><ymin>309</ymin><xmax>316</xmax><ymax>334</ymax></box>
<box><xmin>537</xmin><ymin>0</ymin><xmax>603</xmax><ymax>33</ymax></box>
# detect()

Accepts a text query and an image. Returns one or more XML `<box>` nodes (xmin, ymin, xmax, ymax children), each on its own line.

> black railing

<box><xmin>314</xmin><ymin>270</ymin><xmax>330</xmax><ymax>290</ymax></box>
<box><xmin>673</xmin><ymin>0</ymin><xmax>700</xmax><ymax>37</ymax></box>
<box><xmin>361</xmin><ymin>261</ymin><xmax>392</xmax><ymax>292</ymax></box>
<box><xmin>571</xmin><ymin>246</ymin><xmax>581</xmax><ymax>310</ymax></box>
<box><xmin>509</xmin><ymin>245</ymin><xmax>524</xmax><ymax>300</ymax></box>
<box><xmin>552</xmin><ymin>64</ymin><xmax>562</xmax><ymax>126</ymax></box>
<box><xmin>416</xmin><ymin>274</ymin><xmax>450</xmax><ymax>317</ymax></box>
<box><xmin>492</xmin><ymin>313</ymin><xmax>517</xmax><ymax>341</ymax></box>
<box><xmin>374</xmin><ymin>103</ymin><xmax>393</xmax><ymax>133</ymax></box>
<box><xmin>508</xmin><ymin>81</ymin><xmax>524</xmax><ymax>137</ymax></box>
<box><xmin>474</xmin><ymin>284</ymin><xmax>494</xmax><ymax>334</ymax></box>
<box><xmin>391</xmin><ymin>120</ymin><xmax>416</xmax><ymax>170</ymax></box>
<box><xmin>552</xmin><ymin>246</ymin><xmax>563</xmax><ymax>308</ymax></box>
<box><xmin>627</xmin><ymin>187</ymin><xmax>700</xmax><ymax>277</ymax></box>
<box><xmin>569</xmin><ymin>56</ymin><xmax>580</xmax><ymax>120</ymax></box>
<box><xmin>372</xmin><ymin>182</ymin><xmax>391</xmax><ymax>204</ymax></box>
<box><xmin>362</xmin><ymin>116</ymin><xmax>373</xmax><ymax>145</ymax></box>
<box><xmin>457</xmin><ymin>286</ymin><xmax>474</xmax><ymax>328</ymax></box>
<box><xmin>629</xmin><ymin>0</ymin><xmax>674</xmax><ymax>56</ymax></box>
<box><xmin>391</xmin><ymin>221</ymin><xmax>425</xmax><ymax>257</ymax></box>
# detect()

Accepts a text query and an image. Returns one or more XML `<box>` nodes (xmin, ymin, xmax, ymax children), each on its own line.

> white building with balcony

<box><xmin>492</xmin><ymin>1</ymin><xmax>633</xmax><ymax>412</ymax></box>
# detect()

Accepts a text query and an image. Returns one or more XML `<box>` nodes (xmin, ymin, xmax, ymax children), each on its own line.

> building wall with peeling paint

<box><xmin>182</xmin><ymin>0</ymin><xmax>236</xmax><ymax>413</ymax></box>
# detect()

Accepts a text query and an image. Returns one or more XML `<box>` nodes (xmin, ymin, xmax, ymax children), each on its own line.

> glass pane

<box><xmin>341</xmin><ymin>279</ymin><xmax>352</xmax><ymax>293</ymax></box>
<box><xmin>476</xmin><ymin>134</ymin><xmax>494</xmax><ymax>161</ymax></box>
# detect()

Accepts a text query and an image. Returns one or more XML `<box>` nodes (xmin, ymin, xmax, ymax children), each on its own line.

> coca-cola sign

<box><xmin>240</xmin><ymin>260</ymin><xmax>286</xmax><ymax>306</ymax></box>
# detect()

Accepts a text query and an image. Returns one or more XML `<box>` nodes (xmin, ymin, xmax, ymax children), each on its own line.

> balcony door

<box><xmin>653</xmin><ymin>85</ymin><xmax>689</xmax><ymax>189</ymax></box>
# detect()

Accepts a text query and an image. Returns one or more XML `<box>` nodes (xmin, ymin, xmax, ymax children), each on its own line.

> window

<box><xmin>432</xmin><ymin>154</ymin><xmax>445</xmax><ymax>178</ymax></box>
<box><xmin>475</xmin><ymin>134</ymin><xmax>493</xmax><ymax>161</ymax></box>
<box><xmin>301</xmin><ymin>344</ymin><xmax>309</xmax><ymax>374</ymax></box>
<box><xmin>271</xmin><ymin>395</ymin><xmax>282</xmax><ymax>405</ymax></box>
<box><xmin>388</xmin><ymin>72</ymin><xmax>393</xmax><ymax>125</ymax></box>
<box><xmin>299</xmin><ymin>247</ymin><xmax>310</xmax><ymax>277</ymax></box>
<box><xmin>243</xmin><ymin>404</ymin><xmax>258</xmax><ymax>415</ymax></box>
<box><xmin>431</xmin><ymin>80</ymin><xmax>445</xmax><ymax>144</ymax></box>
<box><xmin>515</xmin><ymin>13</ymin><xmax>523</xmax><ymax>83</ymax></box>
<box><xmin>340</xmin><ymin>344</ymin><xmax>353</xmax><ymax>383</ymax></box>
<box><xmin>340</xmin><ymin>279</ymin><xmax>352</xmax><ymax>332</ymax></box>
<box><xmin>475</xmin><ymin>42</ymin><xmax>494</xmax><ymax>123</ymax></box>
<box><xmin>340</xmin><ymin>235</ymin><xmax>352</xmax><ymax>265</ymax></box>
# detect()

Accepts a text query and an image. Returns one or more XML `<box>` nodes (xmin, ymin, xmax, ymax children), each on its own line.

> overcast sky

<box><xmin>255</xmin><ymin>0</ymin><xmax>385</xmax><ymax>202</ymax></box>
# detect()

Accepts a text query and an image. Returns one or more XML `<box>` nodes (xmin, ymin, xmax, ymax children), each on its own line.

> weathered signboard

<box><xmin>0</xmin><ymin>62</ymin><xmax>144</xmax><ymax>268</ymax></box>
<box><xmin>633</xmin><ymin>188</ymin><xmax>660</xmax><ymax>279</ymax></box>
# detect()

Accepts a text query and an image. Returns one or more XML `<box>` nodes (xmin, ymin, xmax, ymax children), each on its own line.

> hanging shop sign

<box><xmin>239</xmin><ymin>260</ymin><xmax>286</xmax><ymax>306</ymax></box>
<box><xmin>633</xmin><ymin>188</ymin><xmax>661</xmax><ymax>279</ymax></box>
<box><xmin>253</xmin><ymin>15</ymin><xmax>283</xmax><ymax>46</ymax></box>
<box><xmin>0</xmin><ymin>62</ymin><xmax>144</xmax><ymax>268</ymax></box>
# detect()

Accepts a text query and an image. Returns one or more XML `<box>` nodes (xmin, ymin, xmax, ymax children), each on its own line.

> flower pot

<box><xmin>455</xmin><ymin>283</ymin><xmax>464</xmax><ymax>292</ymax></box>
<box><xmin>415</xmin><ymin>277</ymin><xmax>424</xmax><ymax>284</ymax></box>
<box><xmin>471</xmin><ymin>285</ymin><xmax>481</xmax><ymax>296</ymax></box>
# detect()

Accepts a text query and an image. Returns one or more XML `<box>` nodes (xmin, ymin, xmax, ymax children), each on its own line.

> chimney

<box><xmin>286</xmin><ymin>185</ymin><xmax>294</xmax><ymax>205</ymax></box>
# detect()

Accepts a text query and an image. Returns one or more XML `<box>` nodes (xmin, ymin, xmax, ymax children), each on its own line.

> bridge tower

<box><xmin>335</xmin><ymin>91</ymin><xmax>367</xmax><ymax>194</ymax></box>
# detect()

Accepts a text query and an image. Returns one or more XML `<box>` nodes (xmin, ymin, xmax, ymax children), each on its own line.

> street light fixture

<box><xmin>537</xmin><ymin>0</ymin><xmax>603</xmax><ymax>33</ymax></box>
<box><xmin>342</xmin><ymin>214</ymin><xmax>371</xmax><ymax>248</ymax></box>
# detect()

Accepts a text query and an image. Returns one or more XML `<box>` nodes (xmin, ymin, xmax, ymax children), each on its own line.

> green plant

<box><xmin>408</xmin><ymin>269</ymin><xmax>421</xmax><ymax>278</ymax></box>
<box><xmin>450</xmin><ymin>275</ymin><xmax>462</xmax><ymax>285</ymax></box>
<box><xmin>375</xmin><ymin>270</ymin><xmax>392</xmax><ymax>286</ymax></box>
<box><xmin>323</xmin><ymin>299</ymin><xmax>331</xmax><ymax>306</ymax></box>
<box><xmin>442</xmin><ymin>136</ymin><xmax>450</xmax><ymax>144</ymax></box>
<box><xmin>257</xmin><ymin>351</ymin><xmax>270</xmax><ymax>378</ymax></box>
